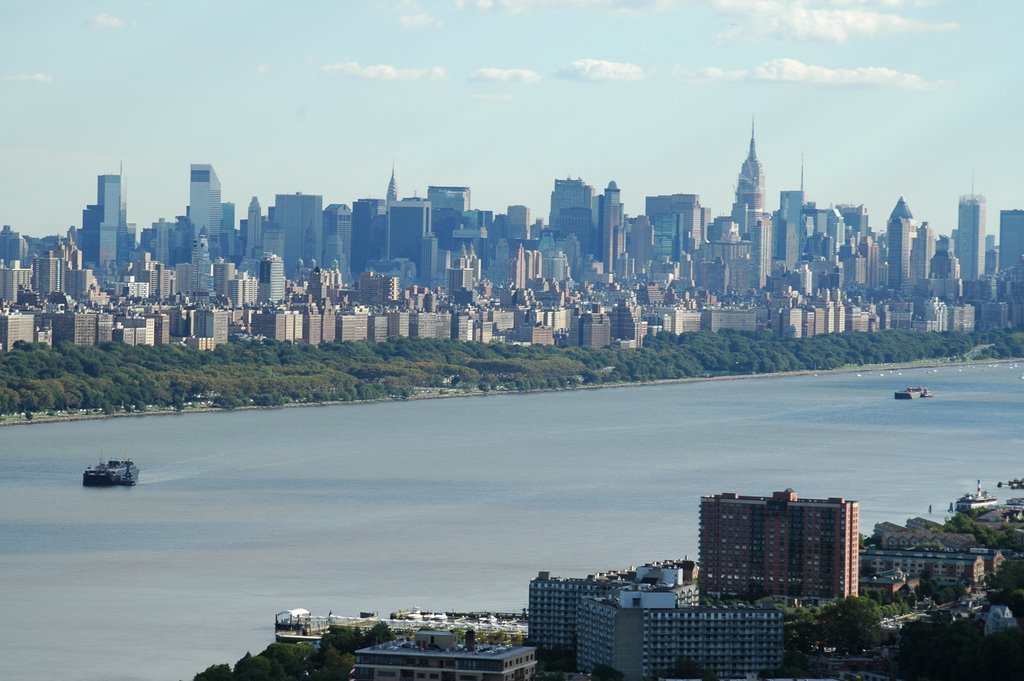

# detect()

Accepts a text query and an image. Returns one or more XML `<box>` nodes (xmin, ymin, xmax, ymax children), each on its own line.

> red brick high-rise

<box><xmin>699</xmin><ymin>490</ymin><xmax>859</xmax><ymax>601</ymax></box>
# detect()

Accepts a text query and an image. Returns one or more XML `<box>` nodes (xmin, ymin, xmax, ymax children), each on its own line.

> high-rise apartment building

<box><xmin>999</xmin><ymin>209</ymin><xmax>1024</xmax><ymax>271</ymax></box>
<box><xmin>189</xmin><ymin>164</ymin><xmax>222</xmax><ymax>256</ymax></box>
<box><xmin>956</xmin><ymin>194</ymin><xmax>986</xmax><ymax>280</ymax></box>
<box><xmin>257</xmin><ymin>253</ymin><xmax>285</xmax><ymax>303</ymax></box>
<box><xmin>886</xmin><ymin>196</ymin><xmax>916</xmax><ymax>290</ymax></box>
<box><xmin>699</xmin><ymin>490</ymin><xmax>859</xmax><ymax>600</ymax></box>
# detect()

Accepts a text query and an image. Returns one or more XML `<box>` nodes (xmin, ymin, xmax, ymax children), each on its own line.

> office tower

<box><xmin>645</xmin><ymin>194</ymin><xmax>704</xmax><ymax>254</ymax></box>
<box><xmin>549</xmin><ymin>178</ymin><xmax>594</xmax><ymax>247</ymax></box>
<box><xmin>274</xmin><ymin>193</ymin><xmax>323</xmax><ymax>277</ymax></box>
<box><xmin>910</xmin><ymin>223</ymin><xmax>935</xmax><ymax>282</ymax></box>
<box><xmin>257</xmin><ymin>253</ymin><xmax>285</xmax><ymax>303</ymax></box>
<box><xmin>386</xmin><ymin>167</ymin><xmax>398</xmax><ymax>204</ymax></box>
<box><xmin>627</xmin><ymin>215</ymin><xmax>653</xmax><ymax>270</ymax></box>
<box><xmin>427</xmin><ymin>186</ymin><xmax>471</xmax><ymax>212</ymax></box>
<box><xmin>838</xmin><ymin>203</ymin><xmax>870</xmax><ymax>237</ymax></box>
<box><xmin>699</xmin><ymin>490</ymin><xmax>859</xmax><ymax>600</ymax></box>
<box><xmin>776</xmin><ymin>190</ymin><xmax>804</xmax><ymax>268</ymax></box>
<box><xmin>220</xmin><ymin>202</ymin><xmax>235</xmax><ymax>258</ymax></box>
<box><xmin>81</xmin><ymin>174</ymin><xmax>124</xmax><ymax>272</ymax></box>
<box><xmin>189</xmin><ymin>164</ymin><xmax>222</xmax><ymax>257</ymax></box>
<box><xmin>245</xmin><ymin>197</ymin><xmax>263</xmax><ymax>260</ymax></box>
<box><xmin>212</xmin><ymin>259</ymin><xmax>235</xmax><ymax>298</ymax></box>
<box><xmin>886</xmin><ymin>195</ymin><xmax>916</xmax><ymax>290</ymax></box>
<box><xmin>507</xmin><ymin>205</ymin><xmax>531</xmax><ymax>240</ymax></box>
<box><xmin>731</xmin><ymin>120</ymin><xmax>766</xmax><ymax>236</ymax></box>
<box><xmin>956</xmin><ymin>194</ymin><xmax>986</xmax><ymax>280</ymax></box>
<box><xmin>999</xmin><ymin>210</ymin><xmax>1024</xmax><ymax>270</ymax></box>
<box><xmin>387</xmin><ymin>198</ymin><xmax>431</xmax><ymax>263</ymax></box>
<box><xmin>323</xmin><ymin>204</ymin><xmax>353</xmax><ymax>274</ymax></box>
<box><xmin>351</xmin><ymin>198</ymin><xmax>386</xmax><ymax>274</ymax></box>
<box><xmin>598</xmin><ymin>181</ymin><xmax>624</xmax><ymax>276</ymax></box>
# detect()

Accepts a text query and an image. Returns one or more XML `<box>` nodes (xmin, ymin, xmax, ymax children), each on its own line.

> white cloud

<box><xmin>557</xmin><ymin>59</ymin><xmax>644</xmax><ymax>81</ymax></box>
<box><xmin>321</xmin><ymin>62</ymin><xmax>446</xmax><ymax>81</ymax></box>
<box><xmin>399</xmin><ymin>13</ymin><xmax>443</xmax><ymax>28</ymax></box>
<box><xmin>710</xmin><ymin>0</ymin><xmax>956</xmax><ymax>43</ymax></box>
<box><xmin>692</xmin><ymin>57</ymin><xmax>941</xmax><ymax>90</ymax></box>
<box><xmin>1</xmin><ymin>73</ymin><xmax>54</xmax><ymax>84</ymax></box>
<box><xmin>89</xmin><ymin>13</ymin><xmax>126</xmax><ymax>29</ymax></box>
<box><xmin>456</xmin><ymin>0</ymin><xmax>683</xmax><ymax>14</ymax></box>
<box><xmin>470</xmin><ymin>67</ymin><xmax>542</xmax><ymax>83</ymax></box>
<box><xmin>256</xmin><ymin>65</ymin><xmax>269</xmax><ymax>76</ymax></box>
<box><xmin>470</xmin><ymin>93</ymin><xmax>515</xmax><ymax>101</ymax></box>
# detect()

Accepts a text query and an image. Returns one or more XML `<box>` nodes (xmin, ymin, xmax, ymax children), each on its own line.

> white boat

<box><xmin>953</xmin><ymin>480</ymin><xmax>998</xmax><ymax>513</ymax></box>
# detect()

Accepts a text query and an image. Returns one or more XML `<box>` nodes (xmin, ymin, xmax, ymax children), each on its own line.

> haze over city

<box><xmin>3</xmin><ymin>1</ymin><xmax>1022</xmax><ymax>236</ymax></box>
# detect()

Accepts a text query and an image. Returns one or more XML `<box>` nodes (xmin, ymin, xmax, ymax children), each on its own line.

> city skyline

<box><xmin>2</xmin><ymin>2</ymin><xmax>1021</xmax><ymax>237</ymax></box>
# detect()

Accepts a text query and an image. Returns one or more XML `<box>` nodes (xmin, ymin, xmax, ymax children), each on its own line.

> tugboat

<box><xmin>82</xmin><ymin>459</ymin><xmax>139</xmax><ymax>487</ymax></box>
<box><xmin>952</xmin><ymin>480</ymin><xmax>997</xmax><ymax>513</ymax></box>
<box><xmin>895</xmin><ymin>386</ymin><xmax>934</xmax><ymax>399</ymax></box>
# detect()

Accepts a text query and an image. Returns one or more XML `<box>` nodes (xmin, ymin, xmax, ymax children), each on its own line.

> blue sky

<box><xmin>2</xmin><ymin>1</ymin><xmax>1020</xmax><ymax>239</ymax></box>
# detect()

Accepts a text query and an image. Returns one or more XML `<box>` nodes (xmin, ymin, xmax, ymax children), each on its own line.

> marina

<box><xmin>275</xmin><ymin>609</ymin><xmax>528</xmax><ymax>643</ymax></box>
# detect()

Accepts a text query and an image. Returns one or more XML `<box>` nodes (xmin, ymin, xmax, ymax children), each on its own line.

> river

<box><xmin>2</xmin><ymin>362</ymin><xmax>1022</xmax><ymax>681</ymax></box>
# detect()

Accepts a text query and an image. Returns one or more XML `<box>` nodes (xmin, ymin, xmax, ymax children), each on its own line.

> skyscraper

<box><xmin>245</xmin><ymin>197</ymin><xmax>263</xmax><ymax>260</ymax></box>
<box><xmin>597</xmin><ymin>181</ymin><xmax>623</xmax><ymax>275</ymax></box>
<box><xmin>257</xmin><ymin>253</ymin><xmax>285</xmax><ymax>303</ymax></box>
<box><xmin>386</xmin><ymin>166</ymin><xmax>398</xmax><ymax>205</ymax></box>
<box><xmin>731</xmin><ymin>120</ymin><xmax>766</xmax><ymax>236</ymax></box>
<box><xmin>274</xmin><ymin>193</ymin><xmax>323</xmax><ymax>277</ymax></box>
<box><xmin>81</xmin><ymin>174</ymin><xmax>124</xmax><ymax>273</ymax></box>
<box><xmin>699</xmin><ymin>490</ymin><xmax>859</xmax><ymax>600</ymax></box>
<box><xmin>549</xmin><ymin>178</ymin><xmax>594</xmax><ymax>247</ymax></box>
<box><xmin>999</xmin><ymin>209</ymin><xmax>1024</xmax><ymax>271</ymax></box>
<box><xmin>645</xmin><ymin>194</ymin><xmax>704</xmax><ymax>255</ymax></box>
<box><xmin>189</xmin><ymin>164</ymin><xmax>222</xmax><ymax>257</ymax></box>
<box><xmin>956</xmin><ymin>194</ymin><xmax>986</xmax><ymax>280</ymax></box>
<box><xmin>886</xmin><ymin>195</ymin><xmax>916</xmax><ymax>290</ymax></box>
<box><xmin>387</xmin><ymin>198</ymin><xmax>431</xmax><ymax>272</ymax></box>
<box><xmin>776</xmin><ymin>190</ymin><xmax>804</xmax><ymax>268</ymax></box>
<box><xmin>351</xmin><ymin>198</ymin><xmax>387</xmax><ymax>274</ymax></box>
<box><xmin>427</xmin><ymin>186</ymin><xmax>471</xmax><ymax>213</ymax></box>
<box><xmin>323</xmin><ymin>203</ymin><xmax>353</xmax><ymax>274</ymax></box>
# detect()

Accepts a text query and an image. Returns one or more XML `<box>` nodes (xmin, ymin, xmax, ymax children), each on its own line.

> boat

<box><xmin>895</xmin><ymin>386</ymin><xmax>933</xmax><ymax>399</ymax></box>
<box><xmin>82</xmin><ymin>459</ymin><xmax>139</xmax><ymax>487</ymax></box>
<box><xmin>953</xmin><ymin>480</ymin><xmax>998</xmax><ymax>513</ymax></box>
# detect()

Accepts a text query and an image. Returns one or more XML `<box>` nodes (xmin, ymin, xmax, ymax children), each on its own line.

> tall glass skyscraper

<box><xmin>956</xmin><ymin>194</ymin><xmax>986</xmax><ymax>281</ymax></box>
<box><xmin>999</xmin><ymin>209</ymin><xmax>1024</xmax><ymax>271</ymax></box>
<box><xmin>189</xmin><ymin>164</ymin><xmax>222</xmax><ymax>256</ymax></box>
<box><xmin>81</xmin><ymin>174</ymin><xmax>124</xmax><ymax>274</ymax></box>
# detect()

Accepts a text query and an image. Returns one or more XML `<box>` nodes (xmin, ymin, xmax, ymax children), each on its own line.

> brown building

<box><xmin>699</xmin><ymin>490</ymin><xmax>860</xmax><ymax>600</ymax></box>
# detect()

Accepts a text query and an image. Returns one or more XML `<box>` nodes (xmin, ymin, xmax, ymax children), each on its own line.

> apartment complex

<box><xmin>699</xmin><ymin>490</ymin><xmax>859</xmax><ymax>600</ymax></box>
<box><xmin>527</xmin><ymin>559</ymin><xmax>697</xmax><ymax>650</ymax></box>
<box><xmin>576</xmin><ymin>591</ymin><xmax>782</xmax><ymax>681</ymax></box>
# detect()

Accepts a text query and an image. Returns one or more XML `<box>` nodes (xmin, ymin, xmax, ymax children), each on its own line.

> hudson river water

<box><xmin>3</xmin><ymin>363</ymin><xmax>1024</xmax><ymax>681</ymax></box>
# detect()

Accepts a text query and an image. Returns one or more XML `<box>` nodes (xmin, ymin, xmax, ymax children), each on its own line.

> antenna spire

<box><xmin>800</xmin><ymin>153</ymin><xmax>805</xmax><ymax>194</ymax></box>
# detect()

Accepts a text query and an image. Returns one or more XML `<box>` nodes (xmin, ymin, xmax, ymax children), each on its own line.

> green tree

<box><xmin>589</xmin><ymin>664</ymin><xmax>624</xmax><ymax>681</ymax></box>
<box><xmin>193</xmin><ymin>663</ymin><xmax>233</xmax><ymax>681</ymax></box>
<box><xmin>820</xmin><ymin>596</ymin><xmax>882</xmax><ymax>654</ymax></box>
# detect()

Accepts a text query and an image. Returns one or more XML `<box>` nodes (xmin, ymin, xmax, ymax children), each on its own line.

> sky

<box><xmin>2</xmin><ymin>1</ymin><xmax>1021</xmax><ymax>239</ymax></box>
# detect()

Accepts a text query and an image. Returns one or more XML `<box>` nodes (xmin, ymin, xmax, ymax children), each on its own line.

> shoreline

<box><xmin>3</xmin><ymin>356</ymin><xmax>1017</xmax><ymax>429</ymax></box>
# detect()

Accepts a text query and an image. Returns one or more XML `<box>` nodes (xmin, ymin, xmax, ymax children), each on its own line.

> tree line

<box><xmin>2</xmin><ymin>328</ymin><xmax>1023</xmax><ymax>418</ymax></box>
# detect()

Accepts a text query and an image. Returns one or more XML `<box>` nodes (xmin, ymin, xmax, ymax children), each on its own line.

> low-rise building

<box><xmin>860</xmin><ymin>547</ymin><xmax>1004</xmax><ymax>589</ymax></box>
<box><xmin>355</xmin><ymin>631</ymin><xmax>535</xmax><ymax>681</ymax></box>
